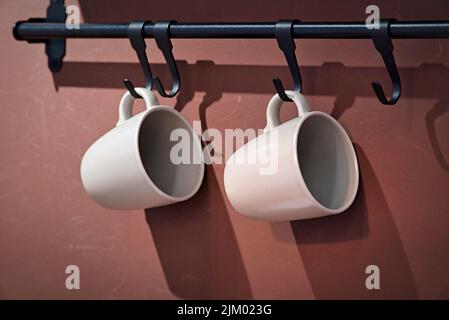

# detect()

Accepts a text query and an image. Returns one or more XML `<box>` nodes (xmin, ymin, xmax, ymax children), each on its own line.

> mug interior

<box><xmin>296</xmin><ymin>114</ymin><xmax>357</xmax><ymax>210</ymax></box>
<box><xmin>138</xmin><ymin>109</ymin><xmax>203</xmax><ymax>199</ymax></box>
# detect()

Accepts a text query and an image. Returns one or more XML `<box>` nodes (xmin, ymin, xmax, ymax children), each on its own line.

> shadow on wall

<box><xmin>144</xmin><ymin>166</ymin><xmax>252</xmax><ymax>299</ymax></box>
<box><xmin>77</xmin><ymin>0</ymin><xmax>404</xmax><ymax>22</ymax></box>
<box><xmin>60</xmin><ymin>0</ymin><xmax>449</xmax><ymax>170</ymax></box>
<box><xmin>53</xmin><ymin>61</ymin><xmax>449</xmax><ymax>171</ymax></box>
<box><xmin>288</xmin><ymin>144</ymin><xmax>418</xmax><ymax>299</ymax></box>
<box><xmin>56</xmin><ymin>0</ymin><xmax>448</xmax><ymax>299</ymax></box>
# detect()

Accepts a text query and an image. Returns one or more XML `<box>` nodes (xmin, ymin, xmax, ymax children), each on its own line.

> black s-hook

<box><xmin>124</xmin><ymin>21</ymin><xmax>154</xmax><ymax>98</ymax></box>
<box><xmin>152</xmin><ymin>21</ymin><xmax>181</xmax><ymax>98</ymax></box>
<box><xmin>124</xmin><ymin>21</ymin><xmax>181</xmax><ymax>99</ymax></box>
<box><xmin>272</xmin><ymin>20</ymin><xmax>302</xmax><ymax>102</ymax></box>
<box><xmin>370</xmin><ymin>19</ymin><xmax>401</xmax><ymax>105</ymax></box>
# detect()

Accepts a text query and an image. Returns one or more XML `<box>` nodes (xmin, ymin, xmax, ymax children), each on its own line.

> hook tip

<box><xmin>153</xmin><ymin>76</ymin><xmax>180</xmax><ymax>98</ymax></box>
<box><xmin>371</xmin><ymin>81</ymin><xmax>398</xmax><ymax>105</ymax></box>
<box><xmin>272</xmin><ymin>78</ymin><xmax>293</xmax><ymax>102</ymax></box>
<box><xmin>123</xmin><ymin>79</ymin><xmax>142</xmax><ymax>98</ymax></box>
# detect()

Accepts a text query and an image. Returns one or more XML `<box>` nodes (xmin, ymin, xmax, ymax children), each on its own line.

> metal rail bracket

<box><xmin>13</xmin><ymin>0</ymin><xmax>66</xmax><ymax>72</ymax></box>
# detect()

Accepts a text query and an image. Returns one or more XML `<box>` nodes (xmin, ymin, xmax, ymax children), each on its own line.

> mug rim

<box><xmin>133</xmin><ymin>105</ymin><xmax>205</xmax><ymax>202</ymax></box>
<box><xmin>291</xmin><ymin>111</ymin><xmax>360</xmax><ymax>214</ymax></box>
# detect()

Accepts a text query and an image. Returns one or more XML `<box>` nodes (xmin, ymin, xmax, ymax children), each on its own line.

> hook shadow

<box><xmin>52</xmin><ymin>61</ymin><xmax>449</xmax><ymax>171</ymax></box>
<box><xmin>426</xmin><ymin>100</ymin><xmax>449</xmax><ymax>170</ymax></box>
<box><xmin>77</xmin><ymin>0</ymin><xmax>388</xmax><ymax>23</ymax></box>
<box><xmin>369</xmin><ymin>19</ymin><xmax>401</xmax><ymax>105</ymax></box>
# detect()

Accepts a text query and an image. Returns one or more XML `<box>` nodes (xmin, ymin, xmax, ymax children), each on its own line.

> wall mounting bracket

<box><xmin>13</xmin><ymin>0</ymin><xmax>66</xmax><ymax>72</ymax></box>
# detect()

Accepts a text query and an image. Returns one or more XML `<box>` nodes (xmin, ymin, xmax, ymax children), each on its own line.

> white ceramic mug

<box><xmin>80</xmin><ymin>87</ymin><xmax>204</xmax><ymax>210</ymax></box>
<box><xmin>224</xmin><ymin>91</ymin><xmax>359</xmax><ymax>221</ymax></box>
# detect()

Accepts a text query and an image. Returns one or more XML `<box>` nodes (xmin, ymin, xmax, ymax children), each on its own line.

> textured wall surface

<box><xmin>1</xmin><ymin>0</ymin><xmax>449</xmax><ymax>299</ymax></box>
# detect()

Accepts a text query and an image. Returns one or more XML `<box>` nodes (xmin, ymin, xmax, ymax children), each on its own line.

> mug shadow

<box><xmin>144</xmin><ymin>165</ymin><xmax>252</xmax><ymax>299</ymax></box>
<box><xmin>289</xmin><ymin>144</ymin><xmax>418</xmax><ymax>299</ymax></box>
<box><xmin>426</xmin><ymin>100</ymin><xmax>449</xmax><ymax>170</ymax></box>
<box><xmin>422</xmin><ymin>64</ymin><xmax>449</xmax><ymax>171</ymax></box>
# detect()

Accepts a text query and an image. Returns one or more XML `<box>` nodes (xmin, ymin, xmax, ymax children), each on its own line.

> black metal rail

<box><xmin>13</xmin><ymin>21</ymin><xmax>449</xmax><ymax>40</ymax></box>
<box><xmin>11</xmin><ymin>0</ymin><xmax>449</xmax><ymax>104</ymax></box>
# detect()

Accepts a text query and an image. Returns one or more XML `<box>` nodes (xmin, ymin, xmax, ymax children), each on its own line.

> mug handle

<box><xmin>117</xmin><ymin>87</ymin><xmax>159</xmax><ymax>126</ymax></box>
<box><xmin>264</xmin><ymin>90</ymin><xmax>310</xmax><ymax>132</ymax></box>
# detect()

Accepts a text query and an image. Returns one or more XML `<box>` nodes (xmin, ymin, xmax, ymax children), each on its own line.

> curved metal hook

<box><xmin>370</xmin><ymin>19</ymin><xmax>401</xmax><ymax>105</ymax></box>
<box><xmin>123</xmin><ymin>21</ymin><xmax>154</xmax><ymax>98</ymax></box>
<box><xmin>272</xmin><ymin>20</ymin><xmax>302</xmax><ymax>102</ymax></box>
<box><xmin>152</xmin><ymin>21</ymin><xmax>181</xmax><ymax>98</ymax></box>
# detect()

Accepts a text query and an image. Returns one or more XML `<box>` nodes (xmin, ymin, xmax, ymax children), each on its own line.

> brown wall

<box><xmin>1</xmin><ymin>0</ymin><xmax>449</xmax><ymax>299</ymax></box>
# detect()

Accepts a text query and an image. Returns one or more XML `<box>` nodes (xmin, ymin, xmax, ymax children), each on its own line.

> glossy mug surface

<box><xmin>224</xmin><ymin>91</ymin><xmax>359</xmax><ymax>221</ymax></box>
<box><xmin>80</xmin><ymin>88</ymin><xmax>204</xmax><ymax>210</ymax></box>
